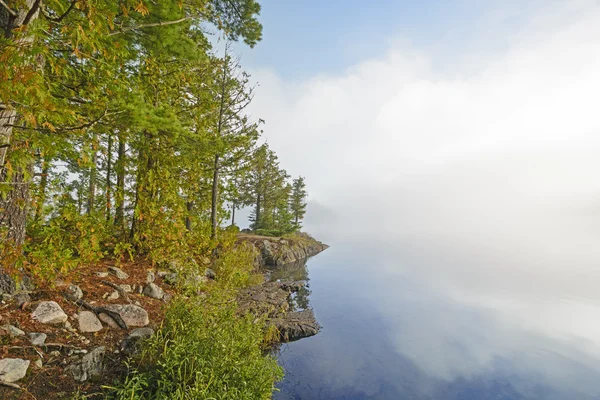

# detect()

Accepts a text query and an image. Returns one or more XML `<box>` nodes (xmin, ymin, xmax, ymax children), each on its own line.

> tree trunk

<box><xmin>210</xmin><ymin>154</ymin><xmax>219</xmax><ymax>239</ymax></box>
<box><xmin>0</xmin><ymin>0</ymin><xmax>41</xmax><ymax>258</ymax></box>
<box><xmin>0</xmin><ymin>164</ymin><xmax>32</xmax><ymax>248</ymax></box>
<box><xmin>255</xmin><ymin>193</ymin><xmax>261</xmax><ymax>229</ymax></box>
<box><xmin>231</xmin><ymin>202</ymin><xmax>236</xmax><ymax>226</ymax></box>
<box><xmin>105</xmin><ymin>133</ymin><xmax>112</xmax><ymax>222</ymax></box>
<box><xmin>114</xmin><ymin>133</ymin><xmax>126</xmax><ymax>227</ymax></box>
<box><xmin>87</xmin><ymin>134</ymin><xmax>98</xmax><ymax>215</ymax></box>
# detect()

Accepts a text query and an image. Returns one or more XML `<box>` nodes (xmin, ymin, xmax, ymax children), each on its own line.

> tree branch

<box><xmin>0</xmin><ymin>0</ymin><xmax>17</xmax><ymax>17</ymax></box>
<box><xmin>108</xmin><ymin>17</ymin><xmax>190</xmax><ymax>37</ymax></box>
<box><xmin>53</xmin><ymin>0</ymin><xmax>78</xmax><ymax>23</ymax></box>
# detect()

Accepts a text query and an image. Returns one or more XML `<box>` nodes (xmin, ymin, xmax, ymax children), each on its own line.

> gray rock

<box><xmin>164</xmin><ymin>272</ymin><xmax>178</xmax><ymax>285</ymax></box>
<box><xmin>119</xmin><ymin>284</ymin><xmax>132</xmax><ymax>293</ymax></box>
<box><xmin>95</xmin><ymin>272</ymin><xmax>109</xmax><ymax>278</ymax></box>
<box><xmin>1</xmin><ymin>325</ymin><xmax>24</xmax><ymax>336</ymax></box>
<box><xmin>0</xmin><ymin>358</ymin><xmax>30</xmax><ymax>383</ymax></box>
<box><xmin>31</xmin><ymin>301</ymin><xmax>68</xmax><ymax>325</ymax></box>
<box><xmin>66</xmin><ymin>284</ymin><xmax>83</xmax><ymax>300</ymax></box>
<box><xmin>66</xmin><ymin>346</ymin><xmax>105</xmax><ymax>382</ymax></box>
<box><xmin>142</xmin><ymin>283</ymin><xmax>164</xmax><ymax>299</ymax></box>
<box><xmin>162</xmin><ymin>292</ymin><xmax>173</xmax><ymax>303</ymax></box>
<box><xmin>102</xmin><ymin>304</ymin><xmax>149</xmax><ymax>327</ymax></box>
<box><xmin>156</xmin><ymin>271</ymin><xmax>168</xmax><ymax>278</ymax></box>
<box><xmin>205</xmin><ymin>268</ymin><xmax>216</xmax><ymax>280</ymax></box>
<box><xmin>0</xmin><ymin>273</ymin><xmax>16</xmax><ymax>295</ymax></box>
<box><xmin>13</xmin><ymin>292</ymin><xmax>31</xmax><ymax>308</ymax></box>
<box><xmin>108</xmin><ymin>267</ymin><xmax>129</xmax><ymax>280</ymax></box>
<box><xmin>146</xmin><ymin>271</ymin><xmax>155</xmax><ymax>283</ymax></box>
<box><xmin>107</xmin><ymin>291</ymin><xmax>119</xmax><ymax>301</ymax></box>
<box><xmin>120</xmin><ymin>327</ymin><xmax>154</xmax><ymax>355</ymax></box>
<box><xmin>1</xmin><ymin>293</ymin><xmax>11</xmax><ymax>302</ymax></box>
<box><xmin>98</xmin><ymin>313</ymin><xmax>118</xmax><ymax>329</ymax></box>
<box><xmin>78</xmin><ymin>311</ymin><xmax>102</xmax><ymax>333</ymax></box>
<box><xmin>128</xmin><ymin>327</ymin><xmax>154</xmax><ymax>338</ymax></box>
<box><xmin>28</xmin><ymin>332</ymin><xmax>47</xmax><ymax>345</ymax></box>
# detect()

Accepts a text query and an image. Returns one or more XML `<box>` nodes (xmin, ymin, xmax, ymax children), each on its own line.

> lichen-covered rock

<box><xmin>0</xmin><ymin>273</ymin><xmax>16</xmax><ymax>295</ymax></box>
<box><xmin>146</xmin><ymin>271</ymin><xmax>155</xmax><ymax>283</ymax></box>
<box><xmin>142</xmin><ymin>283</ymin><xmax>164</xmax><ymax>299</ymax></box>
<box><xmin>237</xmin><ymin>280</ymin><xmax>320</xmax><ymax>342</ymax></box>
<box><xmin>120</xmin><ymin>327</ymin><xmax>154</xmax><ymax>355</ymax></box>
<box><xmin>0</xmin><ymin>358</ymin><xmax>30</xmax><ymax>383</ymax></box>
<box><xmin>31</xmin><ymin>301</ymin><xmax>68</xmax><ymax>325</ymax></box>
<box><xmin>28</xmin><ymin>332</ymin><xmax>47</xmax><ymax>345</ymax></box>
<box><xmin>103</xmin><ymin>304</ymin><xmax>149</xmax><ymax>327</ymax></box>
<box><xmin>66</xmin><ymin>284</ymin><xmax>83</xmax><ymax>300</ymax></box>
<box><xmin>66</xmin><ymin>346</ymin><xmax>105</xmax><ymax>382</ymax></box>
<box><xmin>78</xmin><ymin>311</ymin><xmax>103</xmax><ymax>333</ymax></box>
<box><xmin>1</xmin><ymin>325</ymin><xmax>25</xmax><ymax>336</ymax></box>
<box><xmin>108</xmin><ymin>267</ymin><xmax>129</xmax><ymax>280</ymax></box>
<box><xmin>241</xmin><ymin>233</ymin><xmax>328</xmax><ymax>267</ymax></box>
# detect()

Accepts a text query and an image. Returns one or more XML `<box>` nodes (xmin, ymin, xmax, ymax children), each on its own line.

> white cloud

<box><xmin>249</xmin><ymin>0</ymin><xmax>600</xmax><ymax>384</ymax></box>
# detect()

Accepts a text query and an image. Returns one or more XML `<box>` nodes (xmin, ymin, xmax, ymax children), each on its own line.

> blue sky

<box><xmin>237</xmin><ymin>0</ymin><xmax>554</xmax><ymax>80</ymax></box>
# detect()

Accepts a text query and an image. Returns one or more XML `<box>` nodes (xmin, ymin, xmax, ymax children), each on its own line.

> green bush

<box><xmin>109</xmin><ymin>297</ymin><xmax>283</xmax><ymax>400</ymax></box>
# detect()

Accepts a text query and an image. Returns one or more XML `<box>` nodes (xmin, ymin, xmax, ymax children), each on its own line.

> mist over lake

<box><xmin>239</xmin><ymin>1</ymin><xmax>600</xmax><ymax>398</ymax></box>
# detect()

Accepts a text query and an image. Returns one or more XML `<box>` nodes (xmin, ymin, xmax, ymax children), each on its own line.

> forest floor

<box><xmin>0</xmin><ymin>259</ymin><xmax>177</xmax><ymax>400</ymax></box>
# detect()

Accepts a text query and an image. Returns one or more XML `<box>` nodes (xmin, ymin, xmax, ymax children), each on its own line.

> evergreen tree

<box><xmin>290</xmin><ymin>176</ymin><xmax>308</xmax><ymax>228</ymax></box>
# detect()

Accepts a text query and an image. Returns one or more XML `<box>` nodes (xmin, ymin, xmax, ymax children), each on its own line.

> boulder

<box><xmin>107</xmin><ymin>291</ymin><xmax>119</xmax><ymax>301</ymax></box>
<box><xmin>1</xmin><ymin>325</ymin><xmax>25</xmax><ymax>336</ymax></box>
<box><xmin>119</xmin><ymin>284</ymin><xmax>133</xmax><ymax>293</ymax></box>
<box><xmin>0</xmin><ymin>273</ymin><xmax>16</xmax><ymax>295</ymax></box>
<box><xmin>108</xmin><ymin>267</ymin><xmax>129</xmax><ymax>280</ymax></box>
<box><xmin>13</xmin><ymin>292</ymin><xmax>31</xmax><ymax>308</ymax></box>
<box><xmin>0</xmin><ymin>358</ymin><xmax>30</xmax><ymax>383</ymax></box>
<box><xmin>142</xmin><ymin>283</ymin><xmax>164</xmax><ymax>299</ymax></box>
<box><xmin>120</xmin><ymin>327</ymin><xmax>154</xmax><ymax>355</ymax></box>
<box><xmin>102</xmin><ymin>304</ymin><xmax>149</xmax><ymax>327</ymax></box>
<box><xmin>31</xmin><ymin>301</ymin><xmax>68</xmax><ymax>325</ymax></box>
<box><xmin>66</xmin><ymin>284</ymin><xmax>83</xmax><ymax>301</ymax></box>
<box><xmin>28</xmin><ymin>332</ymin><xmax>47</xmax><ymax>346</ymax></box>
<box><xmin>66</xmin><ymin>346</ymin><xmax>105</xmax><ymax>382</ymax></box>
<box><xmin>78</xmin><ymin>311</ymin><xmax>103</xmax><ymax>333</ymax></box>
<box><xmin>98</xmin><ymin>313</ymin><xmax>119</xmax><ymax>329</ymax></box>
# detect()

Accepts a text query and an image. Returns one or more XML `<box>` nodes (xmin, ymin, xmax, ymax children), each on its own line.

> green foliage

<box><xmin>26</xmin><ymin>208</ymin><xmax>108</xmax><ymax>281</ymax></box>
<box><xmin>290</xmin><ymin>176</ymin><xmax>308</xmax><ymax>229</ymax></box>
<box><xmin>108</xmin><ymin>297</ymin><xmax>283</xmax><ymax>400</ymax></box>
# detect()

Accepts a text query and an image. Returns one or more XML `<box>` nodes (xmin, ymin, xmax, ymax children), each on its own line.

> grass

<box><xmin>107</xmin><ymin>233</ymin><xmax>284</xmax><ymax>399</ymax></box>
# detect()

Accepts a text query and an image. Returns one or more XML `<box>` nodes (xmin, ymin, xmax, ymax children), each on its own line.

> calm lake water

<box><xmin>271</xmin><ymin>242</ymin><xmax>600</xmax><ymax>400</ymax></box>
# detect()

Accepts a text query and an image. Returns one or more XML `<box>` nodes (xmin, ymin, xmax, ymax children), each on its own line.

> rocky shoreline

<box><xmin>237</xmin><ymin>233</ymin><xmax>328</xmax><ymax>343</ymax></box>
<box><xmin>0</xmin><ymin>232</ymin><xmax>327</xmax><ymax>397</ymax></box>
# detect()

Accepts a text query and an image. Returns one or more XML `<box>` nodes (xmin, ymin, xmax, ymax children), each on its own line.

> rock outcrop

<box><xmin>66</xmin><ymin>346</ymin><xmax>105</xmax><ymax>382</ymax></box>
<box><xmin>237</xmin><ymin>281</ymin><xmax>320</xmax><ymax>342</ymax></box>
<box><xmin>240</xmin><ymin>232</ymin><xmax>328</xmax><ymax>267</ymax></box>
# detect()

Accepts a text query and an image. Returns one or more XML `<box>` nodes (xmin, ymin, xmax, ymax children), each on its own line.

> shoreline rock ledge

<box><xmin>240</xmin><ymin>232</ymin><xmax>329</xmax><ymax>267</ymax></box>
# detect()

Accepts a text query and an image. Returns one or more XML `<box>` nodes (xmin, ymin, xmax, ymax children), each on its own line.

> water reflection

<box><xmin>266</xmin><ymin>259</ymin><xmax>312</xmax><ymax>312</ymax></box>
<box><xmin>272</xmin><ymin>244</ymin><xmax>600</xmax><ymax>400</ymax></box>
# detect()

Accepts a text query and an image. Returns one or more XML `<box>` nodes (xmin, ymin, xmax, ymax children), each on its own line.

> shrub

<box><xmin>109</xmin><ymin>297</ymin><xmax>283</xmax><ymax>400</ymax></box>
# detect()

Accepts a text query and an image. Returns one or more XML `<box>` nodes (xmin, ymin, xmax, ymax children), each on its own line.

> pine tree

<box><xmin>290</xmin><ymin>176</ymin><xmax>308</xmax><ymax>229</ymax></box>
